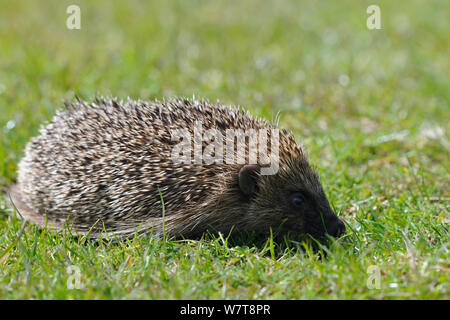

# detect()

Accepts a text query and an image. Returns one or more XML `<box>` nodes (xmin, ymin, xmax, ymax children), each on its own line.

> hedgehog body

<box><xmin>11</xmin><ymin>98</ymin><xmax>345</xmax><ymax>240</ymax></box>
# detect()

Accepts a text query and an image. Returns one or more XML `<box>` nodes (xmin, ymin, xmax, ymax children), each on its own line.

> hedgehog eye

<box><xmin>290</xmin><ymin>194</ymin><xmax>305</xmax><ymax>208</ymax></box>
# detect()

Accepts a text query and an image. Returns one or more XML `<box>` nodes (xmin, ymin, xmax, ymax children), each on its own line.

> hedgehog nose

<box><xmin>328</xmin><ymin>219</ymin><xmax>346</xmax><ymax>238</ymax></box>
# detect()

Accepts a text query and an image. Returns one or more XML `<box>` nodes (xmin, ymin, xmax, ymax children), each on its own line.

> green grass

<box><xmin>0</xmin><ymin>0</ymin><xmax>448</xmax><ymax>299</ymax></box>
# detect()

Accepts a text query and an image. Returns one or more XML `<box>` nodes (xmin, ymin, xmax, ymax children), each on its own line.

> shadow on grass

<box><xmin>2</xmin><ymin>200</ymin><xmax>353</xmax><ymax>262</ymax></box>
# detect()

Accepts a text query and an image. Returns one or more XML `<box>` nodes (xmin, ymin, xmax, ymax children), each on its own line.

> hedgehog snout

<box><xmin>326</xmin><ymin>218</ymin><xmax>346</xmax><ymax>238</ymax></box>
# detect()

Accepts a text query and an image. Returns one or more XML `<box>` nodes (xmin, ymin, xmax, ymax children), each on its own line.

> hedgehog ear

<box><xmin>238</xmin><ymin>164</ymin><xmax>260</xmax><ymax>197</ymax></box>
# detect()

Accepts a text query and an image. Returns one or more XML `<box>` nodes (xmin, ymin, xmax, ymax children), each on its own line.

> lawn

<box><xmin>0</xmin><ymin>0</ymin><xmax>448</xmax><ymax>299</ymax></box>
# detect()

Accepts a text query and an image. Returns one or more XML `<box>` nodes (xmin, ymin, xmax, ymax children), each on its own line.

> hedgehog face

<box><xmin>239</xmin><ymin>164</ymin><xmax>345</xmax><ymax>240</ymax></box>
<box><xmin>279</xmin><ymin>188</ymin><xmax>345</xmax><ymax>240</ymax></box>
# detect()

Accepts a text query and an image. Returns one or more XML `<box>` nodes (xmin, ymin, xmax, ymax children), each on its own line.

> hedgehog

<box><xmin>10</xmin><ymin>97</ymin><xmax>345</xmax><ymax>241</ymax></box>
